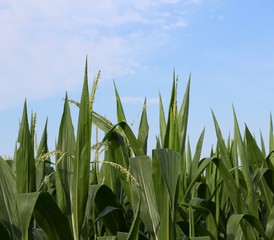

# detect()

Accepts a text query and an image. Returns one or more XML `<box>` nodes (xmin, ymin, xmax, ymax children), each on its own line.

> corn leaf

<box><xmin>184</xmin><ymin>157</ymin><xmax>246</xmax><ymax>214</ymax></box>
<box><xmin>190</xmin><ymin>128</ymin><xmax>205</xmax><ymax>184</ymax></box>
<box><xmin>105</xmin><ymin>131</ymin><xmax>133</xmax><ymax>204</ymax></box>
<box><xmin>103</xmin><ymin>121</ymin><xmax>144</xmax><ymax>156</ymax></box>
<box><xmin>92</xmin><ymin>184</ymin><xmax>129</xmax><ymax>234</ymax></box>
<box><xmin>265</xmin><ymin>205</ymin><xmax>274</xmax><ymax>239</ymax></box>
<box><xmin>97</xmin><ymin>237</ymin><xmax>116</xmax><ymax>240</ymax></box>
<box><xmin>0</xmin><ymin>223</ymin><xmax>11</xmax><ymax>240</ymax></box>
<box><xmin>159</xmin><ymin>93</ymin><xmax>166</xmax><ymax>147</ymax></box>
<box><xmin>92</xmin><ymin>111</ymin><xmax>113</xmax><ymax>133</ymax></box>
<box><xmin>17</xmin><ymin>191</ymin><xmax>73</xmax><ymax>240</ymax></box>
<box><xmin>138</xmin><ymin>99</ymin><xmax>149</xmax><ymax>155</ymax></box>
<box><xmin>56</xmin><ymin>93</ymin><xmax>75</xmax><ymax>221</ymax></box>
<box><xmin>164</xmin><ymin>77</ymin><xmax>180</xmax><ymax>151</ymax></box>
<box><xmin>233</xmin><ymin>108</ymin><xmax>257</xmax><ymax>217</ymax></box>
<box><xmin>129</xmin><ymin>156</ymin><xmax>160</xmax><ymax>239</ymax></box>
<box><xmin>35</xmin><ymin>119</ymin><xmax>49</xmax><ymax>191</ymax></box>
<box><xmin>178</xmin><ymin>75</ymin><xmax>190</xmax><ymax>155</ymax></box>
<box><xmin>0</xmin><ymin>156</ymin><xmax>20</xmax><ymax>239</ymax></box>
<box><xmin>152</xmin><ymin>149</ymin><xmax>181</xmax><ymax>239</ymax></box>
<box><xmin>16</xmin><ymin>101</ymin><xmax>36</xmax><ymax>193</ymax></box>
<box><xmin>72</xmin><ymin>60</ymin><xmax>92</xmax><ymax>239</ymax></box>
<box><xmin>269</xmin><ymin>113</ymin><xmax>274</xmax><ymax>152</ymax></box>
<box><xmin>227</xmin><ymin>214</ymin><xmax>267</xmax><ymax>240</ymax></box>
<box><xmin>211</xmin><ymin>111</ymin><xmax>231</xmax><ymax>169</ymax></box>
<box><xmin>114</xmin><ymin>82</ymin><xmax>127</xmax><ymax>123</ymax></box>
<box><xmin>127</xmin><ymin>197</ymin><xmax>141</xmax><ymax>240</ymax></box>
<box><xmin>98</xmin><ymin>148</ymin><xmax>120</xmax><ymax>194</ymax></box>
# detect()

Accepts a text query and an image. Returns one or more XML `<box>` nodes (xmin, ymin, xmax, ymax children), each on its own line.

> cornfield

<box><xmin>1</xmin><ymin>61</ymin><xmax>274</xmax><ymax>240</ymax></box>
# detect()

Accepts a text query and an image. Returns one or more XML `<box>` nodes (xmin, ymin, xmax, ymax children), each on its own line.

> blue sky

<box><xmin>1</xmin><ymin>0</ymin><xmax>274</xmax><ymax>157</ymax></box>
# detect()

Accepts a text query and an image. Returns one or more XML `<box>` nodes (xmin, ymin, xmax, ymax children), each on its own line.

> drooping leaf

<box><xmin>91</xmin><ymin>185</ymin><xmax>129</xmax><ymax>235</ymax></box>
<box><xmin>17</xmin><ymin>191</ymin><xmax>73</xmax><ymax>240</ymax></box>
<box><xmin>227</xmin><ymin>214</ymin><xmax>267</xmax><ymax>240</ymax></box>
<box><xmin>103</xmin><ymin>121</ymin><xmax>144</xmax><ymax>157</ymax></box>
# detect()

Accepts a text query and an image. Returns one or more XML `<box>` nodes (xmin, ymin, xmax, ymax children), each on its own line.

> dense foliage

<box><xmin>1</xmin><ymin>62</ymin><xmax>274</xmax><ymax>240</ymax></box>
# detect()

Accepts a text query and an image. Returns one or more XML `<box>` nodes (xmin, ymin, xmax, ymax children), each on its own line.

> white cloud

<box><xmin>0</xmin><ymin>0</ymin><xmax>201</xmax><ymax>110</ymax></box>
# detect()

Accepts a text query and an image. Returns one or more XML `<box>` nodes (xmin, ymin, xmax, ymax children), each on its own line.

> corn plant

<box><xmin>0</xmin><ymin>61</ymin><xmax>274</xmax><ymax>239</ymax></box>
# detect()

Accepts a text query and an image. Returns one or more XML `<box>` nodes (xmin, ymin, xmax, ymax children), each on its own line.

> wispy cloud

<box><xmin>163</xmin><ymin>18</ymin><xmax>188</xmax><ymax>29</ymax></box>
<box><xmin>0</xmin><ymin>0</ymin><xmax>203</xmax><ymax>110</ymax></box>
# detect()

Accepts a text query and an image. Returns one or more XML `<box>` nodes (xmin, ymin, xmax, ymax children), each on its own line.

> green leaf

<box><xmin>127</xmin><ymin>197</ymin><xmax>141</xmax><ymax>240</ymax></box>
<box><xmin>260</xmin><ymin>130</ymin><xmax>266</xmax><ymax>157</ymax></box>
<box><xmin>98</xmin><ymin>148</ymin><xmax>120</xmax><ymax>194</ymax></box>
<box><xmin>227</xmin><ymin>214</ymin><xmax>267</xmax><ymax>240</ymax></box>
<box><xmin>97</xmin><ymin>237</ymin><xmax>116</xmax><ymax>240</ymax></box>
<box><xmin>104</xmin><ymin>131</ymin><xmax>133</xmax><ymax>205</ymax></box>
<box><xmin>114</xmin><ymin>82</ymin><xmax>127</xmax><ymax>123</ymax></box>
<box><xmin>245</xmin><ymin>125</ymin><xmax>265</xmax><ymax>170</ymax></box>
<box><xmin>177</xmin><ymin>221</ymin><xmax>215</xmax><ymax>239</ymax></box>
<box><xmin>117</xmin><ymin>232</ymin><xmax>129</xmax><ymax>240</ymax></box>
<box><xmin>159</xmin><ymin>93</ymin><xmax>166</xmax><ymax>147</ymax></box>
<box><xmin>190</xmin><ymin>237</ymin><xmax>211</xmax><ymax>240</ymax></box>
<box><xmin>152</xmin><ymin>149</ymin><xmax>181</xmax><ymax>240</ymax></box>
<box><xmin>0</xmin><ymin>156</ymin><xmax>20</xmax><ymax>239</ymax></box>
<box><xmin>103</xmin><ymin>121</ymin><xmax>144</xmax><ymax>157</ymax></box>
<box><xmin>164</xmin><ymin>77</ymin><xmax>180</xmax><ymax>151</ymax></box>
<box><xmin>211</xmin><ymin>111</ymin><xmax>231</xmax><ymax>169</ymax></box>
<box><xmin>178</xmin><ymin>75</ymin><xmax>190</xmax><ymax>155</ymax></box>
<box><xmin>270</xmin><ymin>113</ymin><xmax>274</xmax><ymax>152</ymax></box>
<box><xmin>183</xmin><ymin>157</ymin><xmax>246</xmax><ymax>214</ymax></box>
<box><xmin>190</xmin><ymin>128</ymin><xmax>205</xmax><ymax>184</ymax></box>
<box><xmin>35</xmin><ymin>119</ymin><xmax>49</xmax><ymax>191</ymax></box>
<box><xmin>16</xmin><ymin>101</ymin><xmax>36</xmax><ymax>193</ymax></box>
<box><xmin>265</xmin><ymin>205</ymin><xmax>274</xmax><ymax>239</ymax></box>
<box><xmin>72</xmin><ymin>60</ymin><xmax>92</xmax><ymax>239</ymax></box>
<box><xmin>263</xmin><ymin>168</ymin><xmax>274</xmax><ymax>193</ymax></box>
<box><xmin>233</xmin><ymin>109</ymin><xmax>257</xmax><ymax>217</ymax></box>
<box><xmin>17</xmin><ymin>191</ymin><xmax>73</xmax><ymax>240</ymax></box>
<box><xmin>138</xmin><ymin>99</ymin><xmax>149</xmax><ymax>155</ymax></box>
<box><xmin>92</xmin><ymin>185</ymin><xmax>129</xmax><ymax>234</ymax></box>
<box><xmin>153</xmin><ymin>149</ymin><xmax>181</xmax><ymax>212</ymax></box>
<box><xmin>92</xmin><ymin>111</ymin><xmax>113</xmax><ymax>133</ymax></box>
<box><xmin>129</xmin><ymin>156</ymin><xmax>160</xmax><ymax>239</ymax></box>
<box><xmin>0</xmin><ymin>222</ymin><xmax>12</xmax><ymax>240</ymax></box>
<box><xmin>56</xmin><ymin>93</ymin><xmax>75</xmax><ymax>218</ymax></box>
